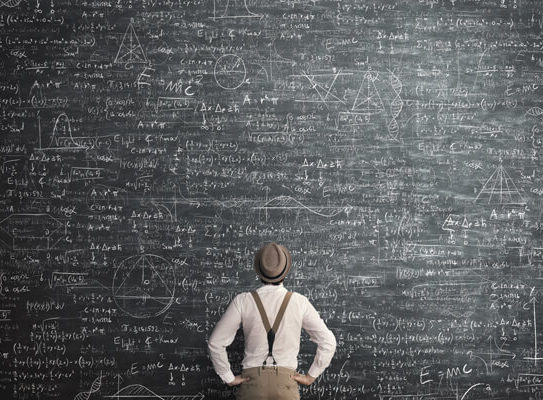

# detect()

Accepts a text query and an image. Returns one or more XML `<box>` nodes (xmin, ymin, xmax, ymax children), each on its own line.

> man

<box><xmin>208</xmin><ymin>242</ymin><xmax>337</xmax><ymax>399</ymax></box>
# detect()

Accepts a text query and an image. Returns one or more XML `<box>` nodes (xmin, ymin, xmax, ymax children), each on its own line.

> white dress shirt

<box><xmin>207</xmin><ymin>283</ymin><xmax>337</xmax><ymax>384</ymax></box>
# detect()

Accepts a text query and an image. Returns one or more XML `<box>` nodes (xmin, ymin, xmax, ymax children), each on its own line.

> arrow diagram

<box><xmin>524</xmin><ymin>297</ymin><xmax>542</xmax><ymax>365</ymax></box>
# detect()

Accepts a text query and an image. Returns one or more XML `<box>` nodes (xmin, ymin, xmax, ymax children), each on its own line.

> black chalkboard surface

<box><xmin>1</xmin><ymin>0</ymin><xmax>543</xmax><ymax>398</ymax></box>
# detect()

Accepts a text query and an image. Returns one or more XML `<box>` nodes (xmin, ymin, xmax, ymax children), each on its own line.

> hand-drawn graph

<box><xmin>112</xmin><ymin>254</ymin><xmax>176</xmax><ymax>318</ymax></box>
<box><xmin>0</xmin><ymin>213</ymin><xmax>65</xmax><ymax>250</ymax></box>
<box><xmin>37</xmin><ymin>113</ymin><xmax>86</xmax><ymax>151</ymax></box>
<box><xmin>252</xmin><ymin>42</ymin><xmax>296</xmax><ymax>82</ymax></box>
<box><xmin>210</xmin><ymin>0</ymin><xmax>261</xmax><ymax>20</ymax></box>
<box><xmin>105</xmin><ymin>384</ymin><xmax>204</xmax><ymax>399</ymax></box>
<box><xmin>474</xmin><ymin>165</ymin><xmax>525</xmax><ymax>204</ymax></box>
<box><xmin>114</xmin><ymin>21</ymin><xmax>148</xmax><ymax>65</ymax></box>
<box><xmin>213</xmin><ymin>54</ymin><xmax>246</xmax><ymax>90</ymax></box>
<box><xmin>467</xmin><ymin>334</ymin><xmax>518</xmax><ymax>374</ymax></box>
<box><xmin>256</xmin><ymin>195</ymin><xmax>350</xmax><ymax>218</ymax></box>
<box><xmin>74</xmin><ymin>372</ymin><xmax>102</xmax><ymax>400</ymax></box>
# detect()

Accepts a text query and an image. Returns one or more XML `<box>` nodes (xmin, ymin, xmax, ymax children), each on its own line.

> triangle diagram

<box><xmin>302</xmin><ymin>72</ymin><xmax>344</xmax><ymax>103</ymax></box>
<box><xmin>352</xmin><ymin>72</ymin><xmax>385</xmax><ymax>114</ymax></box>
<box><xmin>474</xmin><ymin>165</ymin><xmax>525</xmax><ymax>204</ymax></box>
<box><xmin>114</xmin><ymin>22</ymin><xmax>148</xmax><ymax>64</ymax></box>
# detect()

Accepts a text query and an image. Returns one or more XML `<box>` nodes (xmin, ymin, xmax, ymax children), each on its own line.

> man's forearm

<box><xmin>207</xmin><ymin>341</ymin><xmax>236</xmax><ymax>383</ymax></box>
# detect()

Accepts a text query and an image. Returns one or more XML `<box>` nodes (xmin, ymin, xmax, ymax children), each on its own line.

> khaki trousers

<box><xmin>235</xmin><ymin>366</ymin><xmax>300</xmax><ymax>400</ymax></box>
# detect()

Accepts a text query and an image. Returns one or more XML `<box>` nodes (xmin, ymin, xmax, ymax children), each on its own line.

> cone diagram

<box><xmin>474</xmin><ymin>165</ymin><xmax>525</xmax><ymax>204</ymax></box>
<box><xmin>352</xmin><ymin>71</ymin><xmax>385</xmax><ymax>114</ymax></box>
<box><xmin>114</xmin><ymin>21</ymin><xmax>148</xmax><ymax>64</ymax></box>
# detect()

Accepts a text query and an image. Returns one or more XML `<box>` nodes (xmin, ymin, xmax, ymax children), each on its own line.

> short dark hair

<box><xmin>261</xmin><ymin>278</ymin><xmax>284</xmax><ymax>285</ymax></box>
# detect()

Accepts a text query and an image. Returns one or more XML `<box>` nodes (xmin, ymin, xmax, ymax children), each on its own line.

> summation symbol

<box><xmin>114</xmin><ymin>19</ymin><xmax>148</xmax><ymax>65</ymax></box>
<box><xmin>112</xmin><ymin>254</ymin><xmax>176</xmax><ymax>318</ymax></box>
<box><xmin>474</xmin><ymin>164</ymin><xmax>525</xmax><ymax>204</ymax></box>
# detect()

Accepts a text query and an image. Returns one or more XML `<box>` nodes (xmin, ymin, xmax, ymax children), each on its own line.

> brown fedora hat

<box><xmin>254</xmin><ymin>243</ymin><xmax>292</xmax><ymax>283</ymax></box>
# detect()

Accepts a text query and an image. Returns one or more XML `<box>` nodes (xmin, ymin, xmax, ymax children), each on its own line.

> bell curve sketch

<box><xmin>214</xmin><ymin>54</ymin><xmax>247</xmax><ymax>90</ymax></box>
<box><xmin>112</xmin><ymin>254</ymin><xmax>176</xmax><ymax>319</ymax></box>
<box><xmin>210</xmin><ymin>0</ymin><xmax>261</xmax><ymax>20</ymax></box>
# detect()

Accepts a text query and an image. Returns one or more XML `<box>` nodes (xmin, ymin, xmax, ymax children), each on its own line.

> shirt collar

<box><xmin>256</xmin><ymin>282</ymin><xmax>285</xmax><ymax>292</ymax></box>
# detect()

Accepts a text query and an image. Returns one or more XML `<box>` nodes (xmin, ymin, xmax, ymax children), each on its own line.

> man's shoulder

<box><xmin>233</xmin><ymin>288</ymin><xmax>308</xmax><ymax>300</ymax></box>
<box><xmin>288</xmin><ymin>290</ymin><xmax>307</xmax><ymax>301</ymax></box>
<box><xmin>293</xmin><ymin>291</ymin><xmax>311</xmax><ymax>309</ymax></box>
<box><xmin>231</xmin><ymin>290</ymin><xmax>256</xmax><ymax>304</ymax></box>
<box><xmin>233</xmin><ymin>291</ymin><xmax>251</xmax><ymax>301</ymax></box>
<box><xmin>281</xmin><ymin>289</ymin><xmax>310</xmax><ymax>306</ymax></box>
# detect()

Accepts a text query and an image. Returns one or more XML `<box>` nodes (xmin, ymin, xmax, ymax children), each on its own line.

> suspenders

<box><xmin>250</xmin><ymin>290</ymin><xmax>293</xmax><ymax>367</ymax></box>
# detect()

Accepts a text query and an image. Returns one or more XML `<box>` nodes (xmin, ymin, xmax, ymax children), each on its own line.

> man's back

<box><xmin>207</xmin><ymin>243</ymin><xmax>336</xmax><ymax>399</ymax></box>
<box><xmin>208</xmin><ymin>282</ymin><xmax>336</xmax><ymax>382</ymax></box>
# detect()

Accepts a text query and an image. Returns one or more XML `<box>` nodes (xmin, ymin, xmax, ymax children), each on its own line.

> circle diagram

<box><xmin>214</xmin><ymin>54</ymin><xmax>247</xmax><ymax>90</ymax></box>
<box><xmin>112</xmin><ymin>254</ymin><xmax>176</xmax><ymax>318</ymax></box>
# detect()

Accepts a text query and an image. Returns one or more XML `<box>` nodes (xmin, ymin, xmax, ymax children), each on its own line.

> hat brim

<box><xmin>254</xmin><ymin>243</ymin><xmax>292</xmax><ymax>283</ymax></box>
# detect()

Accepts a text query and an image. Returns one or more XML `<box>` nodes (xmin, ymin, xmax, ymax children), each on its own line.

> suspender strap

<box><xmin>250</xmin><ymin>291</ymin><xmax>293</xmax><ymax>366</ymax></box>
<box><xmin>251</xmin><ymin>291</ymin><xmax>272</xmax><ymax>332</ymax></box>
<box><xmin>273</xmin><ymin>292</ymin><xmax>293</xmax><ymax>332</ymax></box>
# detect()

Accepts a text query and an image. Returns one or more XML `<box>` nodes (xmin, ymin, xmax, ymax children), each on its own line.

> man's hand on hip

<box><xmin>226</xmin><ymin>375</ymin><xmax>250</xmax><ymax>386</ymax></box>
<box><xmin>292</xmin><ymin>373</ymin><xmax>316</xmax><ymax>385</ymax></box>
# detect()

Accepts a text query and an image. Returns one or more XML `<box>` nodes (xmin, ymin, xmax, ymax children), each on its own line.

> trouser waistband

<box><xmin>242</xmin><ymin>366</ymin><xmax>295</xmax><ymax>376</ymax></box>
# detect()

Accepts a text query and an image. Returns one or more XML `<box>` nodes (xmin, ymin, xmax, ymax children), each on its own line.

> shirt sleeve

<box><xmin>301</xmin><ymin>297</ymin><xmax>337</xmax><ymax>379</ymax></box>
<box><xmin>207</xmin><ymin>295</ymin><xmax>242</xmax><ymax>384</ymax></box>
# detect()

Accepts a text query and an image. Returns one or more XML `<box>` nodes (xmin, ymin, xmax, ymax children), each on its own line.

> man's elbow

<box><xmin>328</xmin><ymin>330</ymin><xmax>337</xmax><ymax>353</ymax></box>
<box><xmin>207</xmin><ymin>338</ymin><xmax>222</xmax><ymax>354</ymax></box>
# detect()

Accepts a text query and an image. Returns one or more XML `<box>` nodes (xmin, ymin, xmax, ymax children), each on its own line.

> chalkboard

<box><xmin>1</xmin><ymin>0</ymin><xmax>543</xmax><ymax>399</ymax></box>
